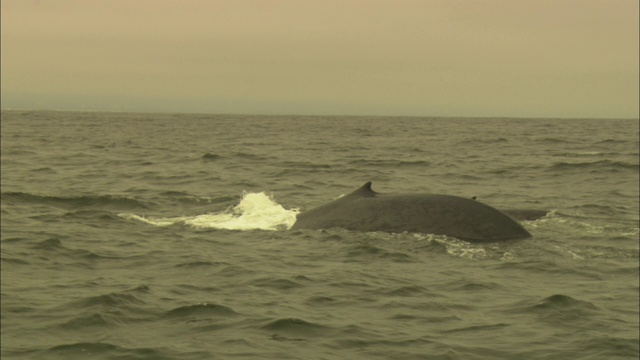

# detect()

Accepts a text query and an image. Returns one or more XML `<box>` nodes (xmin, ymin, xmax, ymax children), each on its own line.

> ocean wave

<box><xmin>348</xmin><ymin>159</ymin><xmax>431</xmax><ymax>167</ymax></box>
<box><xmin>250</xmin><ymin>277</ymin><xmax>303</xmax><ymax>290</ymax></box>
<box><xmin>553</xmin><ymin>151</ymin><xmax>608</xmax><ymax>157</ymax></box>
<box><xmin>549</xmin><ymin>159</ymin><xmax>639</xmax><ymax>172</ymax></box>
<box><xmin>537</xmin><ymin>137</ymin><xmax>576</xmax><ymax>144</ymax></box>
<box><xmin>531</xmin><ymin>214</ymin><xmax>640</xmax><ymax>242</ymax></box>
<box><xmin>305</xmin><ymin>231</ymin><xmax>508</xmax><ymax>261</ymax></box>
<box><xmin>42</xmin><ymin>341</ymin><xmax>211</xmax><ymax>360</ymax></box>
<box><xmin>44</xmin><ymin>289</ymin><xmax>158</xmax><ymax>331</ymax></box>
<box><xmin>333</xmin><ymin>336</ymin><xmax>435</xmax><ymax>350</ymax></box>
<box><xmin>29</xmin><ymin>238</ymin><xmax>131</xmax><ymax>262</ymax></box>
<box><xmin>456</xmin><ymin>137</ymin><xmax>509</xmax><ymax>145</ymax></box>
<box><xmin>1</xmin><ymin>256</ymin><xmax>30</xmax><ymax>265</ymax></box>
<box><xmin>344</xmin><ymin>243</ymin><xmax>415</xmax><ymax>263</ymax></box>
<box><xmin>383</xmin><ymin>285</ymin><xmax>431</xmax><ymax>297</ymax></box>
<box><xmin>48</xmin><ymin>342</ymin><xmax>120</xmax><ymax>355</ymax></box>
<box><xmin>32</xmin><ymin>237</ymin><xmax>66</xmax><ymax>250</ymax></box>
<box><xmin>173</xmin><ymin>260</ymin><xmax>221</xmax><ymax>268</ymax></box>
<box><xmin>62</xmin><ymin>209</ymin><xmax>125</xmax><ymax>222</ymax></box>
<box><xmin>31</xmin><ymin>167</ymin><xmax>58</xmax><ymax>173</ymax></box>
<box><xmin>442</xmin><ymin>322</ymin><xmax>510</xmax><ymax>334</ymax></box>
<box><xmin>1</xmin><ymin>192</ymin><xmax>152</xmax><ymax>211</ymax></box>
<box><xmin>594</xmin><ymin>138</ymin><xmax>629</xmax><ymax>145</ymax></box>
<box><xmin>261</xmin><ymin>317</ymin><xmax>332</xmax><ymax>337</ymax></box>
<box><xmin>573</xmin><ymin>336</ymin><xmax>640</xmax><ymax>358</ymax></box>
<box><xmin>304</xmin><ymin>295</ymin><xmax>338</xmax><ymax>305</ymax></box>
<box><xmin>159</xmin><ymin>191</ymin><xmax>237</xmax><ymax>205</ymax></box>
<box><xmin>554</xmin><ymin>243</ymin><xmax>640</xmax><ymax>261</ymax></box>
<box><xmin>57</xmin><ymin>313</ymin><xmax>113</xmax><ymax>329</ymax></box>
<box><xmin>279</xmin><ymin>160</ymin><xmax>333</xmax><ymax>169</ymax></box>
<box><xmin>233</xmin><ymin>151</ymin><xmax>270</xmax><ymax>161</ymax></box>
<box><xmin>450</xmin><ymin>280</ymin><xmax>505</xmax><ymax>292</ymax></box>
<box><xmin>508</xmin><ymin>294</ymin><xmax>601</xmax><ymax>325</ymax></box>
<box><xmin>67</xmin><ymin>292</ymin><xmax>147</xmax><ymax>310</ymax></box>
<box><xmin>528</xmin><ymin>294</ymin><xmax>599</xmax><ymax>311</ymax></box>
<box><xmin>164</xmin><ymin>303</ymin><xmax>240</xmax><ymax>318</ymax></box>
<box><xmin>201</xmin><ymin>152</ymin><xmax>222</xmax><ymax>161</ymax></box>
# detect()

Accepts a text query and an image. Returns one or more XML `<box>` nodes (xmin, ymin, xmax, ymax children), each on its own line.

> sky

<box><xmin>1</xmin><ymin>0</ymin><xmax>638</xmax><ymax>118</ymax></box>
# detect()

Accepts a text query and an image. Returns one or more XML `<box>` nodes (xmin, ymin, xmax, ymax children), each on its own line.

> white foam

<box><xmin>409</xmin><ymin>233</ymin><xmax>489</xmax><ymax>260</ymax></box>
<box><xmin>120</xmin><ymin>192</ymin><xmax>299</xmax><ymax>231</ymax></box>
<box><xmin>531</xmin><ymin>212</ymin><xmax>639</xmax><ymax>237</ymax></box>
<box><xmin>442</xmin><ymin>238</ymin><xmax>488</xmax><ymax>260</ymax></box>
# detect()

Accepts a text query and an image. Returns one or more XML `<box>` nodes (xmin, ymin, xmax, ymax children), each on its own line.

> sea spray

<box><xmin>120</xmin><ymin>192</ymin><xmax>298</xmax><ymax>231</ymax></box>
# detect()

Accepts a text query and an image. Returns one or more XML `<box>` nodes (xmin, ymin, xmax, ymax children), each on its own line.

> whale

<box><xmin>291</xmin><ymin>182</ymin><xmax>537</xmax><ymax>242</ymax></box>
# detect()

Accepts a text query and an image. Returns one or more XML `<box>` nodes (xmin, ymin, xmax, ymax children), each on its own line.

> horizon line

<box><xmin>2</xmin><ymin>107</ymin><xmax>638</xmax><ymax>121</ymax></box>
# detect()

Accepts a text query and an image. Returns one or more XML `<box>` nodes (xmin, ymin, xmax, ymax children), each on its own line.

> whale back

<box><xmin>292</xmin><ymin>182</ymin><xmax>531</xmax><ymax>242</ymax></box>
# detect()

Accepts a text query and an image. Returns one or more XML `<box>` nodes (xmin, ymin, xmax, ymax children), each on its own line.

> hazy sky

<box><xmin>2</xmin><ymin>0</ymin><xmax>638</xmax><ymax>118</ymax></box>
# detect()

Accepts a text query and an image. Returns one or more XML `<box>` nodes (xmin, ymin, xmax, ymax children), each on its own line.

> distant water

<box><xmin>1</xmin><ymin>110</ymin><xmax>638</xmax><ymax>359</ymax></box>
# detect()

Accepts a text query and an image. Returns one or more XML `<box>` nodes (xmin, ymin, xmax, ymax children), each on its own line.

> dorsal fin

<box><xmin>349</xmin><ymin>181</ymin><xmax>376</xmax><ymax>197</ymax></box>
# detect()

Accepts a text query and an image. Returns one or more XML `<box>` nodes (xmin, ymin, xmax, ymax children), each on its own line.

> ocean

<box><xmin>1</xmin><ymin>110</ymin><xmax>638</xmax><ymax>359</ymax></box>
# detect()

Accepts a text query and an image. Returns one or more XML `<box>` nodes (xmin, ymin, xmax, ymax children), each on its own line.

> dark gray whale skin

<box><xmin>291</xmin><ymin>182</ymin><xmax>533</xmax><ymax>242</ymax></box>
